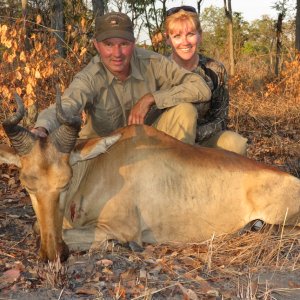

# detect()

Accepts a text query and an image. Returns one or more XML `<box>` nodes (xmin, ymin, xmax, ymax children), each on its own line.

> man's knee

<box><xmin>154</xmin><ymin>103</ymin><xmax>197</xmax><ymax>145</ymax></box>
<box><xmin>173</xmin><ymin>103</ymin><xmax>198</xmax><ymax>120</ymax></box>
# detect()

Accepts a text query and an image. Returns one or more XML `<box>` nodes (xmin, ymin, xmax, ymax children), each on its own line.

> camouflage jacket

<box><xmin>194</xmin><ymin>54</ymin><xmax>229</xmax><ymax>143</ymax></box>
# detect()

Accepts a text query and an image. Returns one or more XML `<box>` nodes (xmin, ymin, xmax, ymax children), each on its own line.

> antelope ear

<box><xmin>69</xmin><ymin>134</ymin><xmax>121</xmax><ymax>165</ymax></box>
<box><xmin>0</xmin><ymin>144</ymin><xmax>21</xmax><ymax>167</ymax></box>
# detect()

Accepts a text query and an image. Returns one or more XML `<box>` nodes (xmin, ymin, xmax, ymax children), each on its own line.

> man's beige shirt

<box><xmin>36</xmin><ymin>47</ymin><xmax>211</xmax><ymax>138</ymax></box>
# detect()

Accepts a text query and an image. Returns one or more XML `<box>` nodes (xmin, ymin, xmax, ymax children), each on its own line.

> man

<box><xmin>33</xmin><ymin>12</ymin><xmax>211</xmax><ymax>144</ymax></box>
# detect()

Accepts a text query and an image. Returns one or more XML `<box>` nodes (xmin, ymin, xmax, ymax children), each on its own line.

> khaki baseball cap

<box><xmin>94</xmin><ymin>12</ymin><xmax>135</xmax><ymax>42</ymax></box>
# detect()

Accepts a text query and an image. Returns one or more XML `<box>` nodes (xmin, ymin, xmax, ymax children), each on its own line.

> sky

<box><xmin>138</xmin><ymin>0</ymin><xmax>278</xmax><ymax>42</ymax></box>
<box><xmin>167</xmin><ymin>0</ymin><xmax>278</xmax><ymax>21</ymax></box>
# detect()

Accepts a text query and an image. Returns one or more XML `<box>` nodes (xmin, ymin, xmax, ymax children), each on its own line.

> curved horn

<box><xmin>50</xmin><ymin>85</ymin><xmax>81</xmax><ymax>153</ymax></box>
<box><xmin>2</xmin><ymin>93</ymin><xmax>35</xmax><ymax>155</ymax></box>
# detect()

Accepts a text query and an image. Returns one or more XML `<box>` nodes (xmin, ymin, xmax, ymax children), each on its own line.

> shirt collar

<box><xmin>130</xmin><ymin>49</ymin><xmax>144</xmax><ymax>81</ymax></box>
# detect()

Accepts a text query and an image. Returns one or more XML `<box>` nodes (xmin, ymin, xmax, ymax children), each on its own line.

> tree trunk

<box><xmin>21</xmin><ymin>0</ymin><xmax>31</xmax><ymax>51</ymax></box>
<box><xmin>224</xmin><ymin>0</ymin><xmax>235</xmax><ymax>76</ymax></box>
<box><xmin>296</xmin><ymin>0</ymin><xmax>300</xmax><ymax>52</ymax></box>
<box><xmin>197</xmin><ymin>0</ymin><xmax>204</xmax><ymax>14</ymax></box>
<box><xmin>92</xmin><ymin>0</ymin><xmax>105</xmax><ymax>18</ymax></box>
<box><xmin>51</xmin><ymin>0</ymin><xmax>65</xmax><ymax>58</ymax></box>
<box><xmin>275</xmin><ymin>13</ymin><xmax>283</xmax><ymax>76</ymax></box>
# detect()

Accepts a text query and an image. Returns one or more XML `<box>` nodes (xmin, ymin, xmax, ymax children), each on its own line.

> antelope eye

<box><xmin>25</xmin><ymin>185</ymin><xmax>37</xmax><ymax>193</ymax></box>
<box><xmin>59</xmin><ymin>183</ymin><xmax>70</xmax><ymax>191</ymax></box>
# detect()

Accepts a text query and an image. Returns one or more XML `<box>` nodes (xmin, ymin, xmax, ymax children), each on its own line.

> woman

<box><xmin>165</xmin><ymin>6</ymin><xmax>248</xmax><ymax>155</ymax></box>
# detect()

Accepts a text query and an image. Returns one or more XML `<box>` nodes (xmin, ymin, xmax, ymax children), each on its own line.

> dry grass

<box><xmin>1</xmin><ymin>55</ymin><xmax>300</xmax><ymax>299</ymax></box>
<box><xmin>151</xmin><ymin>231</ymin><xmax>299</xmax><ymax>275</ymax></box>
<box><xmin>228</xmin><ymin>55</ymin><xmax>300</xmax><ymax>177</ymax></box>
<box><xmin>37</xmin><ymin>256</ymin><xmax>69</xmax><ymax>289</ymax></box>
<box><xmin>87</xmin><ymin>227</ymin><xmax>300</xmax><ymax>299</ymax></box>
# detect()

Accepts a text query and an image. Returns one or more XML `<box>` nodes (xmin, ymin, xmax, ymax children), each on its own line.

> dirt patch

<box><xmin>1</xmin><ymin>83</ymin><xmax>300</xmax><ymax>299</ymax></box>
<box><xmin>1</xmin><ymin>162</ymin><xmax>300</xmax><ymax>299</ymax></box>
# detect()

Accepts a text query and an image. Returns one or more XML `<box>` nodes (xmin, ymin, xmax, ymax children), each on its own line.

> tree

<box><xmin>92</xmin><ymin>0</ymin><xmax>106</xmax><ymax>17</ymax></box>
<box><xmin>201</xmin><ymin>6</ymin><xmax>227</xmax><ymax>56</ymax></box>
<box><xmin>196</xmin><ymin>0</ymin><xmax>204</xmax><ymax>14</ymax></box>
<box><xmin>273</xmin><ymin>0</ymin><xmax>289</xmax><ymax>76</ymax></box>
<box><xmin>275</xmin><ymin>12</ymin><xmax>284</xmax><ymax>75</ymax></box>
<box><xmin>232</xmin><ymin>12</ymin><xmax>249</xmax><ymax>59</ymax></box>
<box><xmin>51</xmin><ymin>0</ymin><xmax>65</xmax><ymax>57</ymax></box>
<box><xmin>126</xmin><ymin>0</ymin><xmax>167</xmax><ymax>52</ymax></box>
<box><xmin>296</xmin><ymin>0</ymin><xmax>300</xmax><ymax>51</ymax></box>
<box><xmin>224</xmin><ymin>0</ymin><xmax>235</xmax><ymax>76</ymax></box>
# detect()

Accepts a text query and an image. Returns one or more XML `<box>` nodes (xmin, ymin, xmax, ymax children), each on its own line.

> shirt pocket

<box><xmin>91</xmin><ymin>105</ymin><xmax>125</xmax><ymax>136</ymax></box>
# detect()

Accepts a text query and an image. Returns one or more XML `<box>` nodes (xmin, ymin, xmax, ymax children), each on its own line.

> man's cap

<box><xmin>94</xmin><ymin>12</ymin><xmax>135</xmax><ymax>42</ymax></box>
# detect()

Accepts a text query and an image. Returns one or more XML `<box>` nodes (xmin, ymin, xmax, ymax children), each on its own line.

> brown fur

<box><xmin>1</xmin><ymin>125</ymin><xmax>300</xmax><ymax>262</ymax></box>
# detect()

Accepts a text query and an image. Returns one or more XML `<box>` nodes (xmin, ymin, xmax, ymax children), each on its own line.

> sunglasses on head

<box><xmin>166</xmin><ymin>5</ymin><xmax>197</xmax><ymax>17</ymax></box>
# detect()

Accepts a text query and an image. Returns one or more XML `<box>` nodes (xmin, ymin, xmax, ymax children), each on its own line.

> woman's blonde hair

<box><xmin>165</xmin><ymin>10</ymin><xmax>202</xmax><ymax>37</ymax></box>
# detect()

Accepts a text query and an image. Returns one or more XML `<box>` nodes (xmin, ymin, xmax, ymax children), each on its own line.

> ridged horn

<box><xmin>50</xmin><ymin>85</ymin><xmax>81</xmax><ymax>153</ymax></box>
<box><xmin>2</xmin><ymin>93</ymin><xmax>35</xmax><ymax>155</ymax></box>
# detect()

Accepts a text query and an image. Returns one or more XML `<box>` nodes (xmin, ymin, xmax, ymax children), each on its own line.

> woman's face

<box><xmin>167</xmin><ymin>21</ymin><xmax>201</xmax><ymax>61</ymax></box>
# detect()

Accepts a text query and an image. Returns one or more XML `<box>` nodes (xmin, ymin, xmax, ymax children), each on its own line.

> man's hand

<box><xmin>128</xmin><ymin>93</ymin><xmax>155</xmax><ymax>125</ymax></box>
<box><xmin>31</xmin><ymin>127</ymin><xmax>48</xmax><ymax>138</ymax></box>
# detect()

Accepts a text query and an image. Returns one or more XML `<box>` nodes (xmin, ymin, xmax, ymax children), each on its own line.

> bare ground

<box><xmin>1</xmin><ymin>89</ymin><xmax>300</xmax><ymax>299</ymax></box>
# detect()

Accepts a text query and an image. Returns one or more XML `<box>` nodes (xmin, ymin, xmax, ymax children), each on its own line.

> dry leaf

<box><xmin>80</xmin><ymin>18</ymin><xmax>86</xmax><ymax>31</ymax></box>
<box><xmin>28</xmin><ymin>76</ymin><xmax>36</xmax><ymax>87</ymax></box>
<box><xmin>177</xmin><ymin>283</ymin><xmax>198</xmax><ymax>300</ymax></box>
<box><xmin>15</xmin><ymin>71</ymin><xmax>22</xmax><ymax>80</ymax></box>
<box><xmin>36</xmin><ymin>14</ymin><xmax>42</xmax><ymax>24</ymax></box>
<box><xmin>288</xmin><ymin>280</ymin><xmax>300</xmax><ymax>288</ymax></box>
<box><xmin>26</xmin><ymin>83</ymin><xmax>33</xmax><ymax>95</ymax></box>
<box><xmin>1</xmin><ymin>85</ymin><xmax>9</xmax><ymax>97</ymax></box>
<box><xmin>7</xmin><ymin>52</ymin><xmax>16</xmax><ymax>63</ymax></box>
<box><xmin>16</xmin><ymin>87</ymin><xmax>22</xmax><ymax>95</ymax></box>
<box><xmin>20</xmin><ymin>51</ymin><xmax>26</xmax><ymax>62</ymax></box>
<box><xmin>4</xmin><ymin>38</ymin><xmax>12</xmax><ymax>48</ymax></box>
<box><xmin>35</xmin><ymin>69</ymin><xmax>41</xmax><ymax>79</ymax></box>
<box><xmin>80</xmin><ymin>47</ymin><xmax>87</xmax><ymax>57</ymax></box>
<box><xmin>1</xmin><ymin>24</ymin><xmax>8</xmax><ymax>34</ymax></box>
<box><xmin>8</xmin><ymin>214</ymin><xmax>20</xmax><ymax>218</ymax></box>
<box><xmin>12</xmin><ymin>40</ymin><xmax>18</xmax><ymax>51</ymax></box>
<box><xmin>25</xmin><ymin>65</ymin><xmax>31</xmax><ymax>74</ymax></box>
<box><xmin>0</xmin><ymin>269</ymin><xmax>21</xmax><ymax>289</ymax></box>
<box><xmin>34</xmin><ymin>41</ymin><xmax>42</xmax><ymax>52</ymax></box>
<box><xmin>2</xmin><ymin>50</ymin><xmax>9</xmax><ymax>61</ymax></box>
<box><xmin>76</xmin><ymin>285</ymin><xmax>99</xmax><ymax>295</ymax></box>
<box><xmin>96</xmin><ymin>259</ymin><xmax>113</xmax><ymax>267</ymax></box>
<box><xmin>10</xmin><ymin>29</ymin><xmax>17</xmax><ymax>38</ymax></box>
<box><xmin>139</xmin><ymin>269</ymin><xmax>147</xmax><ymax>278</ymax></box>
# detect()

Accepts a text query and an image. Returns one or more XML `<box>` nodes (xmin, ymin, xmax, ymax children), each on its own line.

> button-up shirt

<box><xmin>36</xmin><ymin>47</ymin><xmax>211</xmax><ymax>138</ymax></box>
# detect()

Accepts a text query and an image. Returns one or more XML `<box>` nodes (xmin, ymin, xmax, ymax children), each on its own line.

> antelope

<box><xmin>0</xmin><ymin>93</ymin><xmax>300</xmax><ymax>262</ymax></box>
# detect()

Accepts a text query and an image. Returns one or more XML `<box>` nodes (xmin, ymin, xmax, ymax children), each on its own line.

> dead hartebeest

<box><xmin>1</xmin><ymin>93</ymin><xmax>300</xmax><ymax>262</ymax></box>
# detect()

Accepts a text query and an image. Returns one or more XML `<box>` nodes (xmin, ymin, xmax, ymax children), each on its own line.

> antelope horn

<box><xmin>2</xmin><ymin>93</ymin><xmax>35</xmax><ymax>155</ymax></box>
<box><xmin>50</xmin><ymin>85</ymin><xmax>81</xmax><ymax>153</ymax></box>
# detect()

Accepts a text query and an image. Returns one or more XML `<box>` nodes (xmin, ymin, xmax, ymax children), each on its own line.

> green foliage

<box><xmin>125</xmin><ymin>0</ymin><xmax>166</xmax><ymax>50</ymax></box>
<box><xmin>201</xmin><ymin>6</ymin><xmax>249</xmax><ymax>59</ymax></box>
<box><xmin>241</xmin><ymin>16</ymin><xmax>276</xmax><ymax>56</ymax></box>
<box><xmin>201</xmin><ymin>5</ymin><xmax>227</xmax><ymax>47</ymax></box>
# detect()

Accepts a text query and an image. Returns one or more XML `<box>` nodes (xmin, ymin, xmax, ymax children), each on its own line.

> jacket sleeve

<box><xmin>151</xmin><ymin>56</ymin><xmax>211</xmax><ymax>108</ymax></box>
<box><xmin>195</xmin><ymin>60</ymin><xmax>229</xmax><ymax>143</ymax></box>
<box><xmin>35</xmin><ymin>70</ymin><xmax>96</xmax><ymax>133</ymax></box>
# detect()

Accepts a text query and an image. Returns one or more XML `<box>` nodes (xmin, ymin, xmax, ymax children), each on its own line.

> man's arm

<box><xmin>34</xmin><ymin>72</ymin><xmax>95</xmax><ymax>134</ymax></box>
